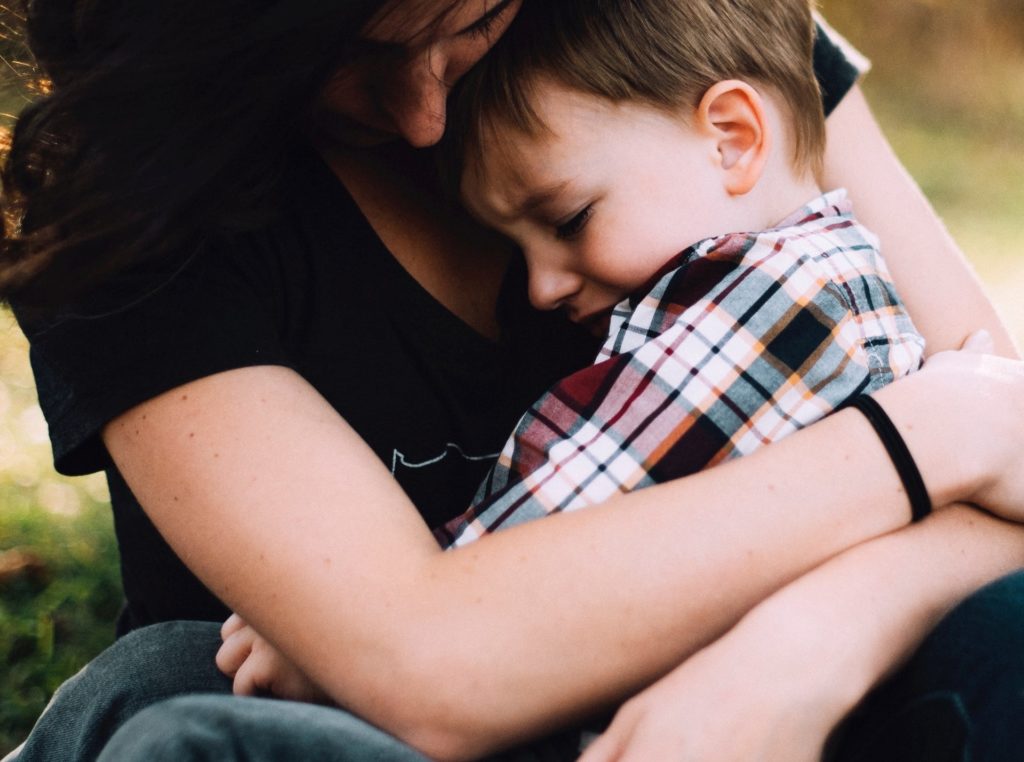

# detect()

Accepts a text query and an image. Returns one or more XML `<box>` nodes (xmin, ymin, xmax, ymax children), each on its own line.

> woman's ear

<box><xmin>696</xmin><ymin>80</ymin><xmax>771</xmax><ymax>196</ymax></box>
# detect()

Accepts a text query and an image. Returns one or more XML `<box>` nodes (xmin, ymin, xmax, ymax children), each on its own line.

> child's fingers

<box><xmin>215</xmin><ymin>626</ymin><xmax>255</xmax><ymax>678</ymax></box>
<box><xmin>231</xmin><ymin>650</ymin><xmax>264</xmax><ymax>697</ymax></box>
<box><xmin>220</xmin><ymin>611</ymin><xmax>247</xmax><ymax>640</ymax></box>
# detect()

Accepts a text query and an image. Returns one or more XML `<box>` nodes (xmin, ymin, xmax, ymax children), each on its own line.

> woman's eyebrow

<box><xmin>457</xmin><ymin>0</ymin><xmax>516</xmax><ymax>35</ymax></box>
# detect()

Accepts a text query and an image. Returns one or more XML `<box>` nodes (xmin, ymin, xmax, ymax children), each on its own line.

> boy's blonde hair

<box><xmin>447</xmin><ymin>0</ymin><xmax>825</xmax><ymax>189</ymax></box>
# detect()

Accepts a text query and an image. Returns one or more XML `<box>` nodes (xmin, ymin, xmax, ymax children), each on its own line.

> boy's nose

<box><xmin>527</xmin><ymin>265</ymin><xmax>583</xmax><ymax>312</ymax></box>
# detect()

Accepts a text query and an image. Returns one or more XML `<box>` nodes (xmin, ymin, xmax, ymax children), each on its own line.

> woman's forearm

<box><xmin>105</xmin><ymin>342</ymin><xmax>1023</xmax><ymax>761</ymax></box>
<box><xmin>577</xmin><ymin>506</ymin><xmax>1024</xmax><ymax>762</ymax></box>
<box><xmin>338</xmin><ymin>360</ymin><xmax>1017</xmax><ymax>759</ymax></box>
<box><xmin>730</xmin><ymin>505</ymin><xmax>1024</xmax><ymax>731</ymax></box>
<box><xmin>105</xmin><ymin>365</ymin><xmax>925</xmax><ymax>760</ymax></box>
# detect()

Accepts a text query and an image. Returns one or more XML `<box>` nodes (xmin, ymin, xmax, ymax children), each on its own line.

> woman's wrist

<box><xmin>869</xmin><ymin>341</ymin><xmax>1024</xmax><ymax>523</ymax></box>
<box><xmin>840</xmin><ymin>395</ymin><xmax>932</xmax><ymax>522</ymax></box>
<box><xmin>869</xmin><ymin>364</ymin><xmax>989</xmax><ymax>511</ymax></box>
<box><xmin>722</xmin><ymin>587</ymin><xmax>868</xmax><ymax>722</ymax></box>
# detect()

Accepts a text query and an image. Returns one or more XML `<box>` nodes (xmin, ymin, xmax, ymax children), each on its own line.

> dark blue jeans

<box><xmin>824</xmin><ymin>567</ymin><xmax>1024</xmax><ymax>762</ymax></box>
<box><xmin>13</xmin><ymin>569</ymin><xmax>1024</xmax><ymax>761</ymax></box>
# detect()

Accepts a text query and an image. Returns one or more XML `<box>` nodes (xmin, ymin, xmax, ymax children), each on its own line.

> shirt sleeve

<box><xmin>14</xmin><ymin>239</ymin><xmax>292</xmax><ymax>476</ymax></box>
<box><xmin>813</xmin><ymin>15</ymin><xmax>871</xmax><ymax>116</ymax></box>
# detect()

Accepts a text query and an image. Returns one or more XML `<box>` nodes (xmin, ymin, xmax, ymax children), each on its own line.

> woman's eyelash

<box><xmin>555</xmin><ymin>206</ymin><xmax>593</xmax><ymax>240</ymax></box>
<box><xmin>463</xmin><ymin>1</ymin><xmax>512</xmax><ymax>39</ymax></box>
<box><xmin>467</xmin><ymin>13</ymin><xmax>498</xmax><ymax>38</ymax></box>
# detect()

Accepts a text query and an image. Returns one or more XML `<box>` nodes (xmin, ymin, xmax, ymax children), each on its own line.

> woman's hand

<box><xmin>873</xmin><ymin>330</ymin><xmax>1024</xmax><ymax>520</ymax></box>
<box><xmin>919</xmin><ymin>332</ymin><xmax>1024</xmax><ymax>518</ymax></box>
<box><xmin>216</xmin><ymin>613</ymin><xmax>331</xmax><ymax>705</ymax></box>
<box><xmin>579</xmin><ymin>608</ymin><xmax>840</xmax><ymax>762</ymax></box>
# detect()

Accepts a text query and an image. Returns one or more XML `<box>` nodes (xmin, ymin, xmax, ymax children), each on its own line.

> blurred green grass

<box><xmin>1</xmin><ymin>0</ymin><xmax>1023</xmax><ymax>755</ymax></box>
<box><xmin>0</xmin><ymin>315</ymin><xmax>120</xmax><ymax>753</ymax></box>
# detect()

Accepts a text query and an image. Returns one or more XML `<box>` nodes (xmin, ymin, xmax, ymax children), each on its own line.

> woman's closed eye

<box><xmin>460</xmin><ymin>0</ymin><xmax>517</xmax><ymax>40</ymax></box>
<box><xmin>555</xmin><ymin>205</ymin><xmax>594</xmax><ymax>240</ymax></box>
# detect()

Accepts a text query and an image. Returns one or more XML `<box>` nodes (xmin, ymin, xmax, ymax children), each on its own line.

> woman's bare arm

<box><xmin>823</xmin><ymin>86</ymin><xmax>1020</xmax><ymax>359</ymax></box>
<box><xmin>580</xmin><ymin>505</ymin><xmax>1024</xmax><ymax>762</ymax></box>
<box><xmin>102</xmin><ymin>340</ymin><xmax>1024</xmax><ymax>760</ymax></box>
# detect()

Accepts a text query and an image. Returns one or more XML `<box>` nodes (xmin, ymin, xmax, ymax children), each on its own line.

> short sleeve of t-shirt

<box><xmin>814</xmin><ymin>17</ymin><xmax>870</xmax><ymax>115</ymax></box>
<box><xmin>15</xmin><ymin>231</ymin><xmax>292</xmax><ymax>476</ymax></box>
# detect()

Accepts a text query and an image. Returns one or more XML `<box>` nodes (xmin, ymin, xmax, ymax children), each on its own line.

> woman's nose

<box><xmin>384</xmin><ymin>47</ymin><xmax>450</xmax><ymax>148</ymax></box>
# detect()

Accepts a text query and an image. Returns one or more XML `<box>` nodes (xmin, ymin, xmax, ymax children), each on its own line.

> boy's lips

<box><xmin>574</xmin><ymin>305</ymin><xmax>616</xmax><ymax>336</ymax></box>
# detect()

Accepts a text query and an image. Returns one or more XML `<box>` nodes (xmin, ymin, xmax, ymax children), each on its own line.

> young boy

<box><xmin>434</xmin><ymin>0</ymin><xmax>925</xmax><ymax>546</ymax></box>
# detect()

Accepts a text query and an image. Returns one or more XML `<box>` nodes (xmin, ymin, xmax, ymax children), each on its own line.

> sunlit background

<box><xmin>1</xmin><ymin>0</ymin><xmax>1022</xmax><ymax>753</ymax></box>
<box><xmin>822</xmin><ymin>0</ymin><xmax>1024</xmax><ymax>340</ymax></box>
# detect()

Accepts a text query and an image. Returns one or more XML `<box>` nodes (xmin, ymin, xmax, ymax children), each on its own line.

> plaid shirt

<box><xmin>436</xmin><ymin>190</ymin><xmax>925</xmax><ymax>548</ymax></box>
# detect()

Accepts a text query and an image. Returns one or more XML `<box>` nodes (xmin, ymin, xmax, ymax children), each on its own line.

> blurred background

<box><xmin>1</xmin><ymin>0</ymin><xmax>1022</xmax><ymax>754</ymax></box>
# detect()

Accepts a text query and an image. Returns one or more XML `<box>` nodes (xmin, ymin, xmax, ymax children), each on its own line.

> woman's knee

<box><xmin>71</xmin><ymin>620</ymin><xmax>229</xmax><ymax>705</ymax></box>
<box><xmin>15</xmin><ymin>621</ymin><xmax>230</xmax><ymax>762</ymax></box>
<box><xmin>99</xmin><ymin>695</ymin><xmax>430</xmax><ymax>762</ymax></box>
<box><xmin>97</xmin><ymin>697</ymin><xmax>231</xmax><ymax>762</ymax></box>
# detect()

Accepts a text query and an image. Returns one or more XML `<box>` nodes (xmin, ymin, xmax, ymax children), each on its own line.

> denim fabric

<box><xmin>13</xmin><ymin>621</ymin><xmax>232</xmax><ymax>762</ymax></box>
<box><xmin>13</xmin><ymin>569</ymin><xmax>1024</xmax><ymax>761</ymax></box>
<box><xmin>96</xmin><ymin>695</ymin><xmax>430</xmax><ymax>762</ymax></box>
<box><xmin>826</xmin><ymin>568</ymin><xmax>1024</xmax><ymax>762</ymax></box>
<box><xmin>94</xmin><ymin>694</ymin><xmax>585</xmax><ymax>761</ymax></box>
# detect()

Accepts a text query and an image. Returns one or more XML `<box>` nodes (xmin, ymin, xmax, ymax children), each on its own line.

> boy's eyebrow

<box><xmin>457</xmin><ymin>0</ymin><xmax>517</xmax><ymax>36</ymax></box>
<box><xmin>511</xmin><ymin>180</ymin><xmax>574</xmax><ymax>218</ymax></box>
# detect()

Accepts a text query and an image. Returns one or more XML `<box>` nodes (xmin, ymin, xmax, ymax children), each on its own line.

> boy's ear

<box><xmin>696</xmin><ymin>80</ymin><xmax>770</xmax><ymax>196</ymax></box>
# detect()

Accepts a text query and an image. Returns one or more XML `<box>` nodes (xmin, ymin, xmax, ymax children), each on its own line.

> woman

<box><xmin>4</xmin><ymin>0</ymin><xmax>1024</xmax><ymax>759</ymax></box>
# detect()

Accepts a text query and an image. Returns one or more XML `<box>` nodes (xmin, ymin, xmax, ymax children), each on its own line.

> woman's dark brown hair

<box><xmin>0</xmin><ymin>0</ymin><xmax>406</xmax><ymax>312</ymax></box>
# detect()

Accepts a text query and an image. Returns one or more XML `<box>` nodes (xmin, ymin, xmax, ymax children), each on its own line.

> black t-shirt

<box><xmin>15</xmin><ymin>28</ymin><xmax>862</xmax><ymax>635</ymax></box>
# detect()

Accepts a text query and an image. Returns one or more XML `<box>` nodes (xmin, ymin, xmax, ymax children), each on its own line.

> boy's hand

<box><xmin>216</xmin><ymin>613</ymin><xmax>332</xmax><ymax>705</ymax></box>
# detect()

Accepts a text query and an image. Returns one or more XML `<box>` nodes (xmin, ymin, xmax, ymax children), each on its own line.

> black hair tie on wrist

<box><xmin>840</xmin><ymin>395</ymin><xmax>932</xmax><ymax>523</ymax></box>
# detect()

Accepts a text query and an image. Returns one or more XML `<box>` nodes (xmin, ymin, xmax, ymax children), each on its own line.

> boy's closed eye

<box><xmin>555</xmin><ymin>204</ymin><xmax>595</xmax><ymax>240</ymax></box>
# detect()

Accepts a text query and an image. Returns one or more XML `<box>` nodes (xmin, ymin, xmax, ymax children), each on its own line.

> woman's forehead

<box><xmin>362</xmin><ymin>0</ymin><xmax>491</xmax><ymax>44</ymax></box>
